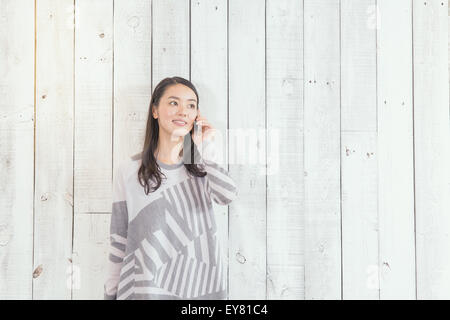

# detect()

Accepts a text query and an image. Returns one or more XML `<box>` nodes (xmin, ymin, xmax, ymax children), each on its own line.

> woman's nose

<box><xmin>177</xmin><ymin>104</ymin><xmax>191</xmax><ymax>115</ymax></box>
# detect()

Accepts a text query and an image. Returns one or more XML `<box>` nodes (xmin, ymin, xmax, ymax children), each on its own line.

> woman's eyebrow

<box><xmin>167</xmin><ymin>96</ymin><xmax>197</xmax><ymax>103</ymax></box>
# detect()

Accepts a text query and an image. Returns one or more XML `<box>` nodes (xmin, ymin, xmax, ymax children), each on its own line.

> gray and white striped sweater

<box><xmin>104</xmin><ymin>141</ymin><xmax>238</xmax><ymax>300</ymax></box>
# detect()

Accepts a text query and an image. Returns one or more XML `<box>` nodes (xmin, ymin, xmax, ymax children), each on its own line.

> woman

<box><xmin>104</xmin><ymin>76</ymin><xmax>238</xmax><ymax>300</ymax></box>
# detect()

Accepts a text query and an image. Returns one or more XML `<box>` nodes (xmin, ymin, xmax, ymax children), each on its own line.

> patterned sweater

<box><xmin>103</xmin><ymin>140</ymin><xmax>238</xmax><ymax>300</ymax></box>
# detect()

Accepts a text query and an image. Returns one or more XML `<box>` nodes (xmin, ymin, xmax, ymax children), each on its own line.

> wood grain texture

<box><xmin>304</xmin><ymin>0</ymin><xmax>341</xmax><ymax>299</ymax></box>
<box><xmin>266</xmin><ymin>0</ymin><xmax>304</xmax><ymax>299</ymax></box>
<box><xmin>114</xmin><ymin>0</ymin><xmax>152</xmax><ymax>162</ymax></box>
<box><xmin>74</xmin><ymin>0</ymin><xmax>113</xmax><ymax>214</ymax></box>
<box><xmin>73</xmin><ymin>213</ymin><xmax>110</xmax><ymax>299</ymax></box>
<box><xmin>377</xmin><ymin>0</ymin><xmax>416</xmax><ymax>299</ymax></box>
<box><xmin>413</xmin><ymin>0</ymin><xmax>450</xmax><ymax>299</ymax></box>
<box><xmin>0</xmin><ymin>0</ymin><xmax>35</xmax><ymax>299</ymax></box>
<box><xmin>341</xmin><ymin>0</ymin><xmax>379</xmax><ymax>299</ymax></box>
<box><xmin>72</xmin><ymin>0</ymin><xmax>113</xmax><ymax>299</ymax></box>
<box><xmin>34</xmin><ymin>0</ymin><xmax>74</xmax><ymax>299</ymax></box>
<box><xmin>228</xmin><ymin>0</ymin><xmax>266</xmax><ymax>300</ymax></box>
<box><xmin>152</xmin><ymin>0</ymin><xmax>189</xmax><ymax>86</ymax></box>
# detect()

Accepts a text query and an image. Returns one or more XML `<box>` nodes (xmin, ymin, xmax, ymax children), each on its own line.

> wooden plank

<box><xmin>0</xmin><ymin>0</ymin><xmax>35</xmax><ymax>299</ymax></box>
<box><xmin>341</xmin><ymin>0</ymin><xmax>379</xmax><ymax>299</ymax></box>
<box><xmin>377</xmin><ymin>0</ymin><xmax>416</xmax><ymax>299</ymax></box>
<box><xmin>74</xmin><ymin>0</ymin><xmax>113</xmax><ymax>214</ymax></box>
<box><xmin>34</xmin><ymin>0</ymin><xmax>74</xmax><ymax>299</ymax></box>
<box><xmin>152</xmin><ymin>0</ymin><xmax>190</xmax><ymax>87</ymax></box>
<box><xmin>114</xmin><ymin>0</ymin><xmax>152</xmax><ymax>161</ymax></box>
<box><xmin>266</xmin><ymin>0</ymin><xmax>304</xmax><ymax>299</ymax></box>
<box><xmin>303</xmin><ymin>0</ymin><xmax>341</xmax><ymax>299</ymax></box>
<box><xmin>341</xmin><ymin>133</ymin><xmax>378</xmax><ymax>298</ymax></box>
<box><xmin>228</xmin><ymin>0</ymin><xmax>266</xmax><ymax>299</ymax></box>
<box><xmin>72</xmin><ymin>213</ymin><xmax>110</xmax><ymax>299</ymax></box>
<box><xmin>72</xmin><ymin>0</ymin><xmax>113</xmax><ymax>299</ymax></box>
<box><xmin>412</xmin><ymin>0</ymin><xmax>450</xmax><ymax>299</ymax></box>
<box><xmin>190</xmin><ymin>0</ymin><xmax>229</xmax><ymax>298</ymax></box>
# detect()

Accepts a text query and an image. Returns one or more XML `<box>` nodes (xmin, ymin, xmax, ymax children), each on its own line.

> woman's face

<box><xmin>153</xmin><ymin>83</ymin><xmax>198</xmax><ymax>138</ymax></box>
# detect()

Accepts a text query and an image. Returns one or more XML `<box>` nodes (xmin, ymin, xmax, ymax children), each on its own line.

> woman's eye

<box><xmin>169</xmin><ymin>101</ymin><xmax>195</xmax><ymax>109</ymax></box>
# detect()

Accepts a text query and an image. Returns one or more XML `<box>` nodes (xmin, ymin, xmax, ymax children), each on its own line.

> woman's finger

<box><xmin>196</xmin><ymin>119</ymin><xmax>210</xmax><ymax>127</ymax></box>
<box><xmin>199</xmin><ymin>121</ymin><xmax>213</xmax><ymax>130</ymax></box>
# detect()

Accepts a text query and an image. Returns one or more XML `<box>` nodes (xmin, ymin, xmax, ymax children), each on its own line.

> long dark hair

<box><xmin>136</xmin><ymin>76</ymin><xmax>206</xmax><ymax>195</ymax></box>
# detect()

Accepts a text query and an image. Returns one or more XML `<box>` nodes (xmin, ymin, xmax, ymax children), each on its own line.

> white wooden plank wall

<box><xmin>413</xmin><ymin>0</ymin><xmax>450</xmax><ymax>299</ymax></box>
<box><xmin>34</xmin><ymin>0</ymin><xmax>75</xmax><ymax>299</ymax></box>
<box><xmin>0</xmin><ymin>0</ymin><xmax>34</xmax><ymax>299</ymax></box>
<box><xmin>266</xmin><ymin>0</ymin><xmax>304</xmax><ymax>299</ymax></box>
<box><xmin>377</xmin><ymin>0</ymin><xmax>416</xmax><ymax>299</ymax></box>
<box><xmin>72</xmin><ymin>0</ymin><xmax>113</xmax><ymax>300</ymax></box>
<box><xmin>228</xmin><ymin>0</ymin><xmax>266</xmax><ymax>299</ymax></box>
<box><xmin>304</xmin><ymin>0</ymin><xmax>341</xmax><ymax>299</ymax></box>
<box><xmin>341</xmin><ymin>0</ymin><xmax>378</xmax><ymax>299</ymax></box>
<box><xmin>0</xmin><ymin>0</ymin><xmax>448</xmax><ymax>300</ymax></box>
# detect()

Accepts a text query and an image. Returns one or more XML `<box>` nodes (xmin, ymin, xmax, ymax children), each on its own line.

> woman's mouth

<box><xmin>172</xmin><ymin>120</ymin><xmax>187</xmax><ymax>126</ymax></box>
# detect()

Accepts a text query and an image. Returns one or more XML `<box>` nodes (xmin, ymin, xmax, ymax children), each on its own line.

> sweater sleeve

<box><xmin>104</xmin><ymin>160</ymin><xmax>129</xmax><ymax>300</ymax></box>
<box><xmin>200</xmin><ymin>139</ymin><xmax>238</xmax><ymax>206</ymax></box>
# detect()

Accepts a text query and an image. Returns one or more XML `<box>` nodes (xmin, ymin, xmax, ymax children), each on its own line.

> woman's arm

<box><xmin>200</xmin><ymin>139</ymin><xmax>238</xmax><ymax>206</ymax></box>
<box><xmin>104</xmin><ymin>160</ymin><xmax>129</xmax><ymax>300</ymax></box>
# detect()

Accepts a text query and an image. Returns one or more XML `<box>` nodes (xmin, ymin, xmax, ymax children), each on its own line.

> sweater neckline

<box><xmin>156</xmin><ymin>158</ymin><xmax>184</xmax><ymax>170</ymax></box>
